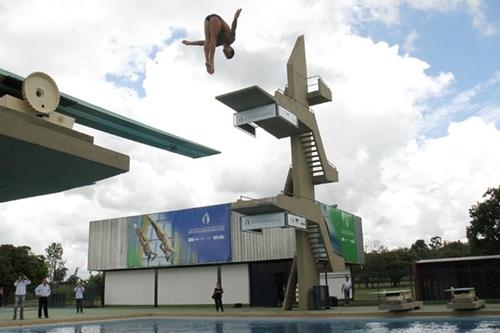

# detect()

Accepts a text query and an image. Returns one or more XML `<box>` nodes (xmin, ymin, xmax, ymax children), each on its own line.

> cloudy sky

<box><xmin>0</xmin><ymin>0</ymin><xmax>499</xmax><ymax>277</ymax></box>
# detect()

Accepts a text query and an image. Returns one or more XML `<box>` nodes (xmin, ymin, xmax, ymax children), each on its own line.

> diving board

<box><xmin>0</xmin><ymin>68</ymin><xmax>219</xmax><ymax>158</ymax></box>
<box><xmin>0</xmin><ymin>67</ymin><xmax>219</xmax><ymax>202</ymax></box>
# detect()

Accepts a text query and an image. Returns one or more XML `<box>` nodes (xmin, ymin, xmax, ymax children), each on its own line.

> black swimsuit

<box><xmin>205</xmin><ymin>14</ymin><xmax>222</xmax><ymax>22</ymax></box>
<box><xmin>205</xmin><ymin>14</ymin><xmax>225</xmax><ymax>46</ymax></box>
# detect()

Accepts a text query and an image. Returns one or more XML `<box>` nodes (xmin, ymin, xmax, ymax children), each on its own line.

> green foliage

<box><xmin>429</xmin><ymin>236</ymin><xmax>443</xmax><ymax>250</ymax></box>
<box><xmin>353</xmin><ymin>246</ymin><xmax>413</xmax><ymax>287</ymax></box>
<box><xmin>45</xmin><ymin>242</ymin><xmax>68</xmax><ymax>285</ymax></box>
<box><xmin>85</xmin><ymin>273</ymin><xmax>104</xmax><ymax>293</ymax></box>
<box><xmin>410</xmin><ymin>239</ymin><xmax>429</xmax><ymax>260</ymax></box>
<box><xmin>467</xmin><ymin>186</ymin><xmax>500</xmax><ymax>255</ymax></box>
<box><xmin>410</xmin><ymin>238</ymin><xmax>470</xmax><ymax>260</ymax></box>
<box><xmin>354</xmin><ymin>236</ymin><xmax>471</xmax><ymax>287</ymax></box>
<box><xmin>65</xmin><ymin>268</ymin><xmax>80</xmax><ymax>285</ymax></box>
<box><xmin>436</xmin><ymin>240</ymin><xmax>470</xmax><ymax>258</ymax></box>
<box><xmin>0</xmin><ymin>244</ymin><xmax>48</xmax><ymax>297</ymax></box>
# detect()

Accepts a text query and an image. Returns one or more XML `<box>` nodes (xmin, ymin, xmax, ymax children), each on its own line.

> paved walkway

<box><xmin>0</xmin><ymin>304</ymin><xmax>499</xmax><ymax>329</ymax></box>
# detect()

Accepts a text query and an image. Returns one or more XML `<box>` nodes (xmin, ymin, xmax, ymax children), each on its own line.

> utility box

<box><xmin>312</xmin><ymin>285</ymin><xmax>330</xmax><ymax>310</ymax></box>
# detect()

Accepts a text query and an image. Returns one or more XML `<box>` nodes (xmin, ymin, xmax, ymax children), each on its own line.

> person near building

<box><xmin>0</xmin><ymin>286</ymin><xmax>4</xmax><ymax>309</ymax></box>
<box><xmin>74</xmin><ymin>282</ymin><xmax>85</xmax><ymax>313</ymax></box>
<box><xmin>34</xmin><ymin>278</ymin><xmax>51</xmax><ymax>319</ymax></box>
<box><xmin>13</xmin><ymin>275</ymin><xmax>31</xmax><ymax>320</ymax></box>
<box><xmin>341</xmin><ymin>275</ymin><xmax>352</xmax><ymax>306</ymax></box>
<box><xmin>212</xmin><ymin>281</ymin><xmax>224</xmax><ymax>312</ymax></box>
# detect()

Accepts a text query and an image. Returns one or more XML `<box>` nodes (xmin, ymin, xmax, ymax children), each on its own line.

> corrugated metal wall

<box><xmin>231</xmin><ymin>212</ymin><xmax>296</xmax><ymax>262</ymax></box>
<box><xmin>88</xmin><ymin>211</ymin><xmax>296</xmax><ymax>271</ymax></box>
<box><xmin>88</xmin><ymin>218</ymin><xmax>128</xmax><ymax>270</ymax></box>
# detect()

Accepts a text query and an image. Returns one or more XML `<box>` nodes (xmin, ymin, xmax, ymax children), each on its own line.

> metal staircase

<box><xmin>307</xmin><ymin>222</ymin><xmax>330</xmax><ymax>272</ymax></box>
<box><xmin>299</xmin><ymin>131</ymin><xmax>338</xmax><ymax>184</ymax></box>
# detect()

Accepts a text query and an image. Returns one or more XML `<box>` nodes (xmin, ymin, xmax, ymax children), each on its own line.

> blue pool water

<box><xmin>2</xmin><ymin>317</ymin><xmax>500</xmax><ymax>333</ymax></box>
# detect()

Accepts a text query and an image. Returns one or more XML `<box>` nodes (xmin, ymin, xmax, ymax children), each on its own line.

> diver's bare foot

<box><xmin>205</xmin><ymin>62</ymin><xmax>214</xmax><ymax>74</ymax></box>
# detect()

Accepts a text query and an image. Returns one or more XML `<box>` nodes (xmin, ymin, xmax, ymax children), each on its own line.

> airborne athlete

<box><xmin>182</xmin><ymin>9</ymin><xmax>242</xmax><ymax>74</ymax></box>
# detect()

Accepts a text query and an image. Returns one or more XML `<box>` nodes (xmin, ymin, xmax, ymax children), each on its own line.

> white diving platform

<box><xmin>445</xmin><ymin>287</ymin><xmax>485</xmax><ymax>310</ymax></box>
<box><xmin>216</xmin><ymin>86</ymin><xmax>310</xmax><ymax>138</ymax></box>
<box><xmin>374</xmin><ymin>290</ymin><xmax>423</xmax><ymax>312</ymax></box>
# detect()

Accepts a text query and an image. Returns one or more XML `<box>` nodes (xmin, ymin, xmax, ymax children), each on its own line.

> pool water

<box><xmin>2</xmin><ymin>317</ymin><xmax>500</xmax><ymax>333</ymax></box>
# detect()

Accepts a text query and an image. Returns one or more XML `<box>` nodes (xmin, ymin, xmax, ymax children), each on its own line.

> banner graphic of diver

<box><xmin>127</xmin><ymin>204</ymin><xmax>231</xmax><ymax>268</ymax></box>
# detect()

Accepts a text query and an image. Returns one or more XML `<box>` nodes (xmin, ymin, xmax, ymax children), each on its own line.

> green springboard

<box><xmin>0</xmin><ymin>68</ymin><xmax>219</xmax><ymax>158</ymax></box>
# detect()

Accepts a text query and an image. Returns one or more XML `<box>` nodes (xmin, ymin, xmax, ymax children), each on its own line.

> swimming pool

<box><xmin>2</xmin><ymin>317</ymin><xmax>500</xmax><ymax>333</ymax></box>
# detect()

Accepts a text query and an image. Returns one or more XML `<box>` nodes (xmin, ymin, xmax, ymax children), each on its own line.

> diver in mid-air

<box><xmin>182</xmin><ymin>8</ymin><xmax>242</xmax><ymax>74</ymax></box>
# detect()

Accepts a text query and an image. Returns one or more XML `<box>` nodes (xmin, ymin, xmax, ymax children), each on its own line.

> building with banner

<box><xmin>88</xmin><ymin>202</ymin><xmax>364</xmax><ymax>307</ymax></box>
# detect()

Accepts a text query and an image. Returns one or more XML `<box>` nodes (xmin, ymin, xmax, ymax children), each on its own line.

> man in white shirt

<box><xmin>13</xmin><ymin>275</ymin><xmax>31</xmax><ymax>320</ymax></box>
<box><xmin>341</xmin><ymin>275</ymin><xmax>352</xmax><ymax>306</ymax></box>
<box><xmin>34</xmin><ymin>278</ymin><xmax>51</xmax><ymax>319</ymax></box>
<box><xmin>74</xmin><ymin>282</ymin><xmax>85</xmax><ymax>313</ymax></box>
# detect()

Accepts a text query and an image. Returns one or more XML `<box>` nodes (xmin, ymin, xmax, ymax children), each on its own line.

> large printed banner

<box><xmin>319</xmin><ymin>203</ymin><xmax>365</xmax><ymax>265</ymax></box>
<box><xmin>127</xmin><ymin>204</ymin><xmax>231</xmax><ymax>268</ymax></box>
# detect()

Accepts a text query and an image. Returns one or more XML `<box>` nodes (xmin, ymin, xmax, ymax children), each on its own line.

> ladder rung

<box><xmin>300</xmin><ymin>137</ymin><xmax>315</xmax><ymax>143</ymax></box>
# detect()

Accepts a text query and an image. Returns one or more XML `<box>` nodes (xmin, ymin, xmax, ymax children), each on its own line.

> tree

<box><xmin>45</xmin><ymin>242</ymin><xmax>68</xmax><ymax>285</ymax></box>
<box><xmin>466</xmin><ymin>186</ymin><xmax>500</xmax><ymax>255</ymax></box>
<box><xmin>437</xmin><ymin>240</ymin><xmax>470</xmax><ymax>258</ymax></box>
<box><xmin>0</xmin><ymin>245</ymin><xmax>47</xmax><ymax>298</ymax></box>
<box><xmin>353</xmin><ymin>246</ymin><xmax>413</xmax><ymax>288</ymax></box>
<box><xmin>85</xmin><ymin>273</ymin><xmax>104</xmax><ymax>292</ymax></box>
<box><xmin>384</xmin><ymin>248</ymin><xmax>413</xmax><ymax>286</ymax></box>
<box><xmin>429</xmin><ymin>236</ymin><xmax>443</xmax><ymax>250</ymax></box>
<box><xmin>85</xmin><ymin>272</ymin><xmax>105</xmax><ymax>306</ymax></box>
<box><xmin>409</xmin><ymin>239</ymin><xmax>429</xmax><ymax>260</ymax></box>
<box><xmin>65</xmin><ymin>268</ymin><xmax>80</xmax><ymax>285</ymax></box>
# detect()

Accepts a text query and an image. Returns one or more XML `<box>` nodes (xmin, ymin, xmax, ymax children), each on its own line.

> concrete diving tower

<box><xmin>216</xmin><ymin>74</ymin><xmax>336</xmax><ymax>185</ymax></box>
<box><xmin>217</xmin><ymin>36</ymin><xmax>344</xmax><ymax>310</ymax></box>
<box><xmin>0</xmin><ymin>68</ymin><xmax>219</xmax><ymax>203</ymax></box>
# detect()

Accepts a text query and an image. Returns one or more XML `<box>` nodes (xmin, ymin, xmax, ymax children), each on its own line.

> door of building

<box><xmin>249</xmin><ymin>260</ymin><xmax>292</xmax><ymax>307</ymax></box>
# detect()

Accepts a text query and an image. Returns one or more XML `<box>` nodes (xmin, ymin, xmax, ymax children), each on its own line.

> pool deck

<box><xmin>0</xmin><ymin>304</ymin><xmax>499</xmax><ymax>329</ymax></box>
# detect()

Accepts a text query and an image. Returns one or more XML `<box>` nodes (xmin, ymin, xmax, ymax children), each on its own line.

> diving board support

<box><xmin>283</xmin><ymin>255</ymin><xmax>298</xmax><ymax>310</ymax></box>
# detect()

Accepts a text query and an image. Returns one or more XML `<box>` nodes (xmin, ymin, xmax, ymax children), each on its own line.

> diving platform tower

<box><xmin>216</xmin><ymin>36</ymin><xmax>345</xmax><ymax>310</ymax></box>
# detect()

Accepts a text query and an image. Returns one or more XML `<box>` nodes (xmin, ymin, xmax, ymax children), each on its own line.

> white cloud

<box><xmin>422</xmin><ymin>71</ymin><xmax>500</xmax><ymax>136</ymax></box>
<box><xmin>355</xmin><ymin>0</ymin><xmax>496</xmax><ymax>36</ymax></box>
<box><xmin>362</xmin><ymin>117</ymin><xmax>500</xmax><ymax>246</ymax></box>
<box><xmin>0</xmin><ymin>0</ymin><xmax>498</xmax><ymax>277</ymax></box>
<box><xmin>403</xmin><ymin>30</ymin><xmax>418</xmax><ymax>54</ymax></box>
